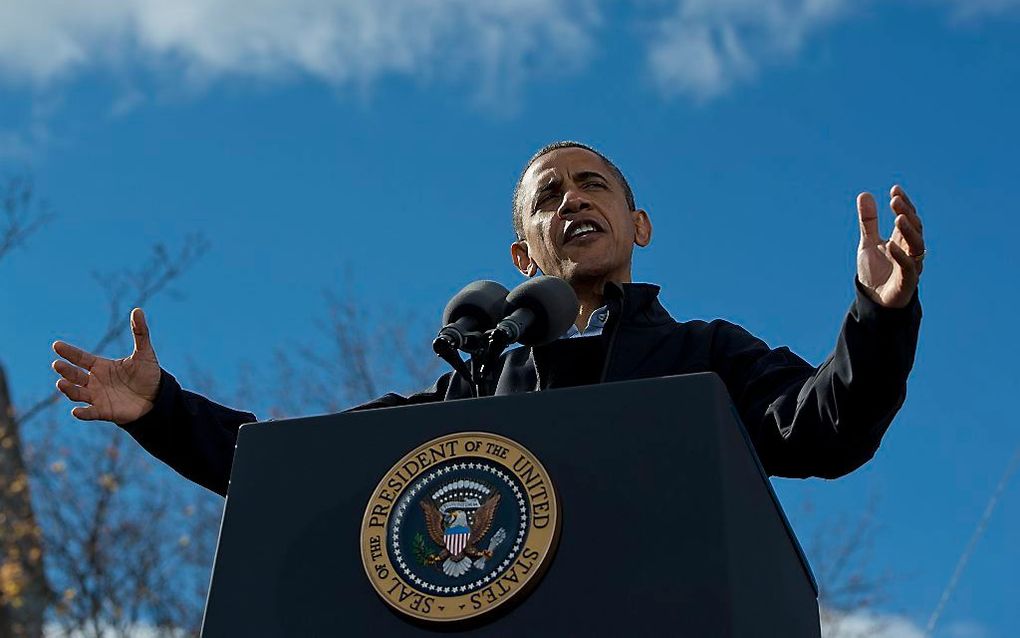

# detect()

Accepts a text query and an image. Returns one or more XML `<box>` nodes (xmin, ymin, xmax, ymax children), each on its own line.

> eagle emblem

<box><xmin>361</xmin><ymin>432</ymin><xmax>561</xmax><ymax>622</ymax></box>
<box><xmin>420</xmin><ymin>492</ymin><xmax>505</xmax><ymax>578</ymax></box>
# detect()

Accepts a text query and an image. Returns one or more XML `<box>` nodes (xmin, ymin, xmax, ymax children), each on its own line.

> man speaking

<box><xmin>51</xmin><ymin>141</ymin><xmax>924</xmax><ymax>495</ymax></box>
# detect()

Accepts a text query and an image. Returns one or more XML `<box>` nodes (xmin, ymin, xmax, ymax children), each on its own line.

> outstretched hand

<box><xmin>856</xmin><ymin>185</ymin><xmax>926</xmax><ymax>309</ymax></box>
<box><xmin>52</xmin><ymin>308</ymin><xmax>161</xmax><ymax>425</ymax></box>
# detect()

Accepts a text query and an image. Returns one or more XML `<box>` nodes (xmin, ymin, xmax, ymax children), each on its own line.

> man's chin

<box><xmin>560</xmin><ymin>261</ymin><xmax>617</xmax><ymax>285</ymax></box>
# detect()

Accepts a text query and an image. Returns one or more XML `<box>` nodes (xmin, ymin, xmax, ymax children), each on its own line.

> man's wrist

<box><xmin>119</xmin><ymin>368</ymin><xmax>177</xmax><ymax>433</ymax></box>
<box><xmin>853</xmin><ymin>277</ymin><xmax>921</xmax><ymax>325</ymax></box>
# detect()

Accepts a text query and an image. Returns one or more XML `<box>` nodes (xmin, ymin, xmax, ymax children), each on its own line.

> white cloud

<box><xmin>821</xmin><ymin>607</ymin><xmax>990</xmax><ymax>638</ymax></box>
<box><xmin>0</xmin><ymin>0</ymin><xmax>599</xmax><ymax>107</ymax></box>
<box><xmin>0</xmin><ymin>93</ymin><xmax>61</xmax><ymax>161</ymax></box>
<box><xmin>821</xmin><ymin>607</ymin><xmax>927</xmax><ymax>638</ymax></box>
<box><xmin>939</xmin><ymin>0</ymin><xmax>1020</xmax><ymax>20</ymax></box>
<box><xmin>0</xmin><ymin>0</ymin><xmax>1016</xmax><ymax>118</ymax></box>
<box><xmin>45</xmin><ymin>622</ymin><xmax>187</xmax><ymax>638</ymax></box>
<box><xmin>943</xmin><ymin>620</ymin><xmax>990</xmax><ymax>638</ymax></box>
<box><xmin>646</xmin><ymin>0</ymin><xmax>848</xmax><ymax>100</ymax></box>
<box><xmin>643</xmin><ymin>0</ymin><xmax>1020</xmax><ymax>100</ymax></box>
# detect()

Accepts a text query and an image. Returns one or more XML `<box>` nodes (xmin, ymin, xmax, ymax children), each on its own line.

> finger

<box><xmin>130</xmin><ymin>308</ymin><xmax>152</xmax><ymax>356</ymax></box>
<box><xmin>890</xmin><ymin>185</ymin><xmax>915</xmax><ymax>213</ymax></box>
<box><xmin>891</xmin><ymin>191</ymin><xmax>923</xmax><ymax>233</ymax></box>
<box><xmin>52</xmin><ymin>359</ymin><xmax>89</xmax><ymax>386</ymax></box>
<box><xmin>71</xmin><ymin>406</ymin><xmax>102</xmax><ymax>421</ymax></box>
<box><xmin>895</xmin><ymin>214</ymin><xmax>925</xmax><ymax>256</ymax></box>
<box><xmin>887</xmin><ymin>241</ymin><xmax>919</xmax><ymax>287</ymax></box>
<box><xmin>56</xmin><ymin>378</ymin><xmax>92</xmax><ymax>404</ymax></box>
<box><xmin>52</xmin><ymin>341</ymin><xmax>99</xmax><ymax>372</ymax></box>
<box><xmin>857</xmin><ymin>193</ymin><xmax>881</xmax><ymax>245</ymax></box>
<box><xmin>890</xmin><ymin>184</ymin><xmax>924</xmax><ymax>237</ymax></box>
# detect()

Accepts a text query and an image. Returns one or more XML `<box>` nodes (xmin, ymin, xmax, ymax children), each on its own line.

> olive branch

<box><xmin>412</xmin><ymin>533</ymin><xmax>433</xmax><ymax>566</ymax></box>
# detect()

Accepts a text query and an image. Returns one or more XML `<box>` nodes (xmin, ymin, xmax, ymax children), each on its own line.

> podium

<box><xmin>201</xmin><ymin>373</ymin><xmax>821</xmax><ymax>637</ymax></box>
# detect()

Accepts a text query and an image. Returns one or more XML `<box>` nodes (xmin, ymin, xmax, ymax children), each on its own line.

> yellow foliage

<box><xmin>0</xmin><ymin>561</ymin><xmax>24</xmax><ymax>599</ymax></box>
<box><xmin>98</xmin><ymin>473</ymin><xmax>119</xmax><ymax>491</ymax></box>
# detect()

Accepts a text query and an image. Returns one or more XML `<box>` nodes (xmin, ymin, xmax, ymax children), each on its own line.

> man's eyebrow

<box><xmin>573</xmin><ymin>170</ymin><xmax>609</xmax><ymax>184</ymax></box>
<box><xmin>532</xmin><ymin>174</ymin><xmax>561</xmax><ymax>205</ymax></box>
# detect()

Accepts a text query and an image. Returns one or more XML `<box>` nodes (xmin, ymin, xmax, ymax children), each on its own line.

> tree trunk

<box><xmin>0</xmin><ymin>363</ymin><xmax>49</xmax><ymax>638</ymax></box>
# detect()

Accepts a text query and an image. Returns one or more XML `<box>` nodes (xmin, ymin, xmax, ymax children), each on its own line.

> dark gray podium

<box><xmin>201</xmin><ymin>373</ymin><xmax>820</xmax><ymax>637</ymax></box>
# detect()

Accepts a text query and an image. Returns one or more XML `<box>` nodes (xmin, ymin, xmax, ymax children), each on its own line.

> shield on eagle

<box><xmin>444</xmin><ymin>522</ymin><xmax>471</xmax><ymax>557</ymax></box>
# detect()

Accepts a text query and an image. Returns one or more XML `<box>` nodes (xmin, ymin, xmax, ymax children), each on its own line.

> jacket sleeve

<box><xmin>120</xmin><ymin>369</ymin><xmax>256</xmax><ymax>496</ymax></box>
<box><xmin>119</xmin><ymin>370</ymin><xmax>459</xmax><ymax>495</ymax></box>
<box><xmin>346</xmin><ymin>371</ymin><xmax>459</xmax><ymax>411</ymax></box>
<box><xmin>710</xmin><ymin>278</ymin><xmax>922</xmax><ymax>479</ymax></box>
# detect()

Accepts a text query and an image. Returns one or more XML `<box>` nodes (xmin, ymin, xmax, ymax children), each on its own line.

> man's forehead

<box><xmin>523</xmin><ymin>147</ymin><xmax>610</xmax><ymax>186</ymax></box>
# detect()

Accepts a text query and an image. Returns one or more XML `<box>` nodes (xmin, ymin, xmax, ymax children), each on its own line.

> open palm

<box><xmin>53</xmin><ymin>308</ymin><xmax>161</xmax><ymax>425</ymax></box>
<box><xmin>856</xmin><ymin>185</ymin><xmax>925</xmax><ymax>309</ymax></box>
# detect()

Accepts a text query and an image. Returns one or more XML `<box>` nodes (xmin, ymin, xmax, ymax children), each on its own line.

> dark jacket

<box><xmin>122</xmin><ymin>279</ymin><xmax>922</xmax><ymax>496</ymax></box>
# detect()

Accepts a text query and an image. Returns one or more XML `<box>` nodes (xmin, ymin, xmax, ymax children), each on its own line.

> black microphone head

<box><xmin>441</xmin><ymin>280</ymin><xmax>510</xmax><ymax>329</ymax></box>
<box><xmin>504</xmin><ymin>276</ymin><xmax>579</xmax><ymax>346</ymax></box>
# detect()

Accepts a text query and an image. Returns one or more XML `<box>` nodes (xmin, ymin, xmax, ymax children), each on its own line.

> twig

<box><xmin>0</xmin><ymin>174</ymin><xmax>54</xmax><ymax>264</ymax></box>
<box><xmin>15</xmin><ymin>235</ymin><xmax>208</xmax><ymax>428</ymax></box>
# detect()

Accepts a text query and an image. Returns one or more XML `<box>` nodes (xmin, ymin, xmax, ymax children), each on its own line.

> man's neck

<box><xmin>571</xmin><ymin>275</ymin><xmax>628</xmax><ymax>331</ymax></box>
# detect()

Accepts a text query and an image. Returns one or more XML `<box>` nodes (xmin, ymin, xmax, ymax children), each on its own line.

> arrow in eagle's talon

<box><xmin>473</xmin><ymin>527</ymin><xmax>507</xmax><ymax>570</ymax></box>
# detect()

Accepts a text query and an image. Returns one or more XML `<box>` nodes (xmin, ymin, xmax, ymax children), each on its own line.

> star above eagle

<box><xmin>421</xmin><ymin>493</ymin><xmax>501</xmax><ymax>578</ymax></box>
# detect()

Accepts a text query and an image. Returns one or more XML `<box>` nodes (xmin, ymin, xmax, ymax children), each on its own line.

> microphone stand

<box><xmin>433</xmin><ymin>332</ymin><xmax>494</xmax><ymax>398</ymax></box>
<box><xmin>432</xmin><ymin>336</ymin><xmax>475</xmax><ymax>397</ymax></box>
<box><xmin>470</xmin><ymin>354</ymin><xmax>486</xmax><ymax>398</ymax></box>
<box><xmin>479</xmin><ymin>329</ymin><xmax>510</xmax><ymax>390</ymax></box>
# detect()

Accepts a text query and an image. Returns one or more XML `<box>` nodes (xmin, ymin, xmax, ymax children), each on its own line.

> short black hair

<box><xmin>511</xmin><ymin>141</ymin><xmax>636</xmax><ymax>240</ymax></box>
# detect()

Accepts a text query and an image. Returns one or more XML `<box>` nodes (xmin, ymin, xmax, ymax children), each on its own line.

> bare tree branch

<box><xmin>0</xmin><ymin>175</ymin><xmax>53</xmax><ymax>265</ymax></box>
<box><xmin>27</xmin><ymin>418</ymin><xmax>216</xmax><ymax>637</ymax></box>
<box><xmin>265</xmin><ymin>286</ymin><xmax>441</xmax><ymax>418</ymax></box>
<box><xmin>15</xmin><ymin>235</ymin><xmax>209</xmax><ymax>428</ymax></box>
<box><xmin>808</xmin><ymin>495</ymin><xmax>898</xmax><ymax>638</ymax></box>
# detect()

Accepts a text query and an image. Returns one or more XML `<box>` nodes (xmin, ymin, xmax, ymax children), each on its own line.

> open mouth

<box><xmin>562</xmin><ymin>219</ymin><xmax>604</xmax><ymax>245</ymax></box>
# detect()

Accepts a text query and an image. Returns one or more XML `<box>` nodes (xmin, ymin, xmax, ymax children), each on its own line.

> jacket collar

<box><xmin>602</xmin><ymin>281</ymin><xmax>673</xmax><ymax>327</ymax></box>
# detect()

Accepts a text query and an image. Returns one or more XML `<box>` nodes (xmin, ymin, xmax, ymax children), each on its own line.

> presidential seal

<box><xmin>359</xmin><ymin>432</ymin><xmax>559</xmax><ymax>623</ymax></box>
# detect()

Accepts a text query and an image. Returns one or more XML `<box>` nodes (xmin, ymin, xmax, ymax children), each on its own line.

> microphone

<box><xmin>433</xmin><ymin>280</ymin><xmax>510</xmax><ymax>355</ymax></box>
<box><xmin>488</xmin><ymin>276</ymin><xmax>579</xmax><ymax>351</ymax></box>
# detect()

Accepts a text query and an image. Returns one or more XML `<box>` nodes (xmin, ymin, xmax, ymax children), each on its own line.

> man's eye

<box><xmin>583</xmin><ymin>181</ymin><xmax>606</xmax><ymax>190</ymax></box>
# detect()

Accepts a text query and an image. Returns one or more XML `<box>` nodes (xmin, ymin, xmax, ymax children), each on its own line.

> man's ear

<box><xmin>510</xmin><ymin>240</ymin><xmax>539</xmax><ymax>277</ymax></box>
<box><xmin>633</xmin><ymin>209</ymin><xmax>653</xmax><ymax>247</ymax></box>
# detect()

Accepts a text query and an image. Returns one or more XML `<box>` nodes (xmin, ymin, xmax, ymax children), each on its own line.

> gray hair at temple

<box><xmin>511</xmin><ymin>141</ymin><xmax>637</xmax><ymax>240</ymax></box>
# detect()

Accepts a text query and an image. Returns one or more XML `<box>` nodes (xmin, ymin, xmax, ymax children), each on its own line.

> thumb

<box><xmin>857</xmin><ymin>192</ymin><xmax>882</xmax><ymax>247</ymax></box>
<box><xmin>130</xmin><ymin>308</ymin><xmax>154</xmax><ymax>357</ymax></box>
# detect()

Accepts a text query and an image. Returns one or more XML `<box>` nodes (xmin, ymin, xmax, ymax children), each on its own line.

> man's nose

<box><xmin>556</xmin><ymin>187</ymin><xmax>590</xmax><ymax>218</ymax></box>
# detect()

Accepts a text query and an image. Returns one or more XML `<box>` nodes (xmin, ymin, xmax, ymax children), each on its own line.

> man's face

<box><xmin>511</xmin><ymin>147</ymin><xmax>651</xmax><ymax>285</ymax></box>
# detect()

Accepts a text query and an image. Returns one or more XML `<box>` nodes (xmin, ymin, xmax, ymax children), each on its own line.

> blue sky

<box><xmin>2</xmin><ymin>1</ymin><xmax>1018</xmax><ymax>635</ymax></box>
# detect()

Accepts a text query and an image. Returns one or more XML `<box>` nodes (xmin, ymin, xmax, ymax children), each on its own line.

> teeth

<box><xmin>567</xmin><ymin>222</ymin><xmax>597</xmax><ymax>241</ymax></box>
